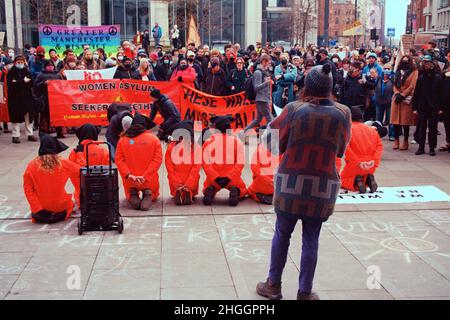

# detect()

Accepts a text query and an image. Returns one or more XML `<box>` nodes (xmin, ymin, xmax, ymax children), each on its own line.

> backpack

<box><xmin>245</xmin><ymin>69</ymin><xmax>260</xmax><ymax>102</ymax></box>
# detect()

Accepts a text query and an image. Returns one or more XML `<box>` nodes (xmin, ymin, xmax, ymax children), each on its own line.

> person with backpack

<box><xmin>227</xmin><ymin>57</ymin><xmax>250</xmax><ymax>94</ymax></box>
<box><xmin>241</xmin><ymin>54</ymin><xmax>274</xmax><ymax>136</ymax></box>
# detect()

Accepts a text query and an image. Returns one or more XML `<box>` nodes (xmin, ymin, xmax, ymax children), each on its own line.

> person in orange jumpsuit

<box><xmin>115</xmin><ymin>113</ymin><xmax>162</xmax><ymax>211</ymax></box>
<box><xmin>68</xmin><ymin>124</ymin><xmax>110</xmax><ymax>207</ymax></box>
<box><xmin>248</xmin><ymin>143</ymin><xmax>281</xmax><ymax>204</ymax></box>
<box><xmin>341</xmin><ymin>107</ymin><xmax>384</xmax><ymax>193</ymax></box>
<box><xmin>165</xmin><ymin>120</ymin><xmax>202</xmax><ymax>205</ymax></box>
<box><xmin>23</xmin><ymin>134</ymin><xmax>80</xmax><ymax>223</ymax></box>
<box><xmin>202</xmin><ymin>116</ymin><xmax>247</xmax><ymax>206</ymax></box>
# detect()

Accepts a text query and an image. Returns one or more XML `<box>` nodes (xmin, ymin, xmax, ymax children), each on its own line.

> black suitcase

<box><xmin>78</xmin><ymin>142</ymin><xmax>123</xmax><ymax>235</ymax></box>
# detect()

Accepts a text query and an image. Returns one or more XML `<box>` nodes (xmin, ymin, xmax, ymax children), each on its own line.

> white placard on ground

<box><xmin>337</xmin><ymin>186</ymin><xmax>450</xmax><ymax>204</ymax></box>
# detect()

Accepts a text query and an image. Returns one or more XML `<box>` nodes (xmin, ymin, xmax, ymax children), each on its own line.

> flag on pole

<box><xmin>187</xmin><ymin>16</ymin><xmax>201</xmax><ymax>47</ymax></box>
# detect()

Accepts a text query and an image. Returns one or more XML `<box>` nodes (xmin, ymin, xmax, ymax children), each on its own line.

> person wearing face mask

<box><xmin>82</xmin><ymin>50</ymin><xmax>101</xmax><ymax>70</ymax></box>
<box><xmin>34</xmin><ymin>60</ymin><xmax>64</xmax><ymax>137</ymax></box>
<box><xmin>29</xmin><ymin>46</ymin><xmax>46</xmax><ymax>80</ymax></box>
<box><xmin>390</xmin><ymin>55</ymin><xmax>419</xmax><ymax>151</ymax></box>
<box><xmin>186</xmin><ymin>51</ymin><xmax>203</xmax><ymax>88</ymax></box>
<box><xmin>373</xmin><ymin>66</ymin><xmax>395</xmax><ymax>140</ymax></box>
<box><xmin>169</xmin><ymin>57</ymin><xmax>197</xmax><ymax>86</ymax></box>
<box><xmin>0</xmin><ymin>48</ymin><xmax>13</xmax><ymax>70</ymax></box>
<box><xmin>60</xmin><ymin>56</ymin><xmax>78</xmax><ymax>79</ymax></box>
<box><xmin>93</xmin><ymin>50</ymin><xmax>106</xmax><ymax>69</ymax></box>
<box><xmin>316</xmin><ymin>48</ymin><xmax>337</xmax><ymax>88</ymax></box>
<box><xmin>224</xmin><ymin>51</ymin><xmax>237</xmax><ymax>79</ymax></box>
<box><xmin>273</xmin><ymin>53</ymin><xmax>297</xmax><ymax>108</ymax></box>
<box><xmin>132</xmin><ymin>58</ymin><xmax>156</xmax><ymax>81</ymax></box>
<box><xmin>149</xmin><ymin>52</ymin><xmax>166</xmax><ymax>81</ymax></box>
<box><xmin>201</xmin><ymin>57</ymin><xmax>227</xmax><ymax>96</ymax></box>
<box><xmin>160</xmin><ymin>54</ymin><xmax>172</xmax><ymax>79</ymax></box>
<box><xmin>271</xmin><ymin>47</ymin><xmax>282</xmax><ymax>66</ymax></box>
<box><xmin>412</xmin><ymin>56</ymin><xmax>443</xmax><ymax>156</ymax></box>
<box><xmin>113</xmin><ymin>57</ymin><xmax>136</xmax><ymax>79</ymax></box>
<box><xmin>227</xmin><ymin>57</ymin><xmax>250</xmax><ymax>94</ymax></box>
<box><xmin>116</xmin><ymin>54</ymin><xmax>125</xmax><ymax>66</ymax></box>
<box><xmin>105</xmin><ymin>57</ymin><xmax>117</xmax><ymax>68</ymax></box>
<box><xmin>7</xmin><ymin>56</ymin><xmax>37</xmax><ymax>144</ymax></box>
<box><xmin>340</xmin><ymin>61</ymin><xmax>371</xmax><ymax>112</ymax></box>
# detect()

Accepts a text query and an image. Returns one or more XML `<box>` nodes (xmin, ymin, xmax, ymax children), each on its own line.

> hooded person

<box><xmin>165</xmin><ymin>120</ymin><xmax>202</xmax><ymax>205</ymax></box>
<box><xmin>115</xmin><ymin>113</ymin><xmax>162</xmax><ymax>211</ymax></box>
<box><xmin>113</xmin><ymin>56</ymin><xmax>136</xmax><ymax>79</ymax></box>
<box><xmin>68</xmin><ymin>124</ymin><xmax>110</xmax><ymax>206</ymax></box>
<box><xmin>340</xmin><ymin>107</ymin><xmax>383</xmax><ymax>193</ymax></box>
<box><xmin>149</xmin><ymin>88</ymin><xmax>182</xmax><ymax>141</ymax></box>
<box><xmin>202</xmin><ymin>116</ymin><xmax>248</xmax><ymax>206</ymax></box>
<box><xmin>23</xmin><ymin>134</ymin><xmax>80</xmax><ymax>223</ymax></box>
<box><xmin>105</xmin><ymin>103</ymin><xmax>132</xmax><ymax>158</ymax></box>
<box><xmin>248</xmin><ymin>142</ymin><xmax>281</xmax><ymax>205</ymax></box>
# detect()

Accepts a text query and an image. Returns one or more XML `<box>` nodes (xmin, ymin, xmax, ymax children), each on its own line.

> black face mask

<box><xmin>400</xmin><ymin>62</ymin><xmax>409</xmax><ymax>70</ymax></box>
<box><xmin>275</xmin><ymin>52</ymin><xmax>281</xmax><ymax>56</ymax></box>
<box><xmin>281</xmin><ymin>59</ymin><xmax>288</xmax><ymax>66</ymax></box>
<box><xmin>124</xmin><ymin>64</ymin><xmax>132</xmax><ymax>69</ymax></box>
<box><xmin>179</xmin><ymin>64</ymin><xmax>188</xmax><ymax>70</ymax></box>
<box><xmin>187</xmin><ymin>58</ymin><xmax>195</xmax><ymax>63</ymax></box>
<box><xmin>211</xmin><ymin>62</ymin><xmax>218</xmax><ymax>69</ymax></box>
<box><xmin>316</xmin><ymin>54</ymin><xmax>322</xmax><ymax>62</ymax></box>
<box><xmin>229</xmin><ymin>57</ymin><xmax>235</xmax><ymax>62</ymax></box>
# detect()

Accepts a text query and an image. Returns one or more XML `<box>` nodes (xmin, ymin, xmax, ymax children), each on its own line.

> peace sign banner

<box><xmin>39</xmin><ymin>24</ymin><xmax>121</xmax><ymax>57</ymax></box>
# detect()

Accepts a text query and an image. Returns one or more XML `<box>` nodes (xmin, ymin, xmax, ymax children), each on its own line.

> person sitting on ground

<box><xmin>115</xmin><ymin>113</ymin><xmax>161</xmax><ymax>211</ymax></box>
<box><xmin>202</xmin><ymin>116</ymin><xmax>248</xmax><ymax>206</ymax></box>
<box><xmin>165</xmin><ymin>120</ymin><xmax>201</xmax><ymax>206</ymax></box>
<box><xmin>23</xmin><ymin>134</ymin><xmax>80</xmax><ymax>224</ymax></box>
<box><xmin>340</xmin><ymin>107</ymin><xmax>384</xmax><ymax>194</ymax></box>
<box><xmin>149</xmin><ymin>88</ymin><xmax>182</xmax><ymax>141</ymax></box>
<box><xmin>248</xmin><ymin>142</ymin><xmax>280</xmax><ymax>205</ymax></box>
<box><xmin>68</xmin><ymin>124</ymin><xmax>110</xmax><ymax>207</ymax></box>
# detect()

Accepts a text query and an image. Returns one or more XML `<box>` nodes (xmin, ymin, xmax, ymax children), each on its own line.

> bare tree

<box><xmin>291</xmin><ymin>0</ymin><xmax>316</xmax><ymax>47</ymax></box>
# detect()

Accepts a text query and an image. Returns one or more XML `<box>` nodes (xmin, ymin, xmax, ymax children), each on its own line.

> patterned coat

<box><xmin>264</xmin><ymin>99</ymin><xmax>351</xmax><ymax>221</ymax></box>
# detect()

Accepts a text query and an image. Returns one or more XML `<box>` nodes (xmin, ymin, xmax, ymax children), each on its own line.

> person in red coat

<box><xmin>341</xmin><ymin>107</ymin><xmax>384</xmax><ymax>193</ymax></box>
<box><xmin>165</xmin><ymin>120</ymin><xmax>201</xmax><ymax>205</ymax></box>
<box><xmin>202</xmin><ymin>116</ymin><xmax>247</xmax><ymax>206</ymax></box>
<box><xmin>170</xmin><ymin>57</ymin><xmax>197</xmax><ymax>86</ymax></box>
<box><xmin>248</xmin><ymin>143</ymin><xmax>281</xmax><ymax>204</ymax></box>
<box><xmin>68</xmin><ymin>124</ymin><xmax>110</xmax><ymax>207</ymax></box>
<box><xmin>23</xmin><ymin>134</ymin><xmax>80</xmax><ymax>223</ymax></box>
<box><xmin>115</xmin><ymin>113</ymin><xmax>162</xmax><ymax>211</ymax></box>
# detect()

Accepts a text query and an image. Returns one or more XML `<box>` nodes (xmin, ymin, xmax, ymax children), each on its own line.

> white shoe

<box><xmin>411</xmin><ymin>140</ymin><xmax>417</xmax><ymax>144</ymax></box>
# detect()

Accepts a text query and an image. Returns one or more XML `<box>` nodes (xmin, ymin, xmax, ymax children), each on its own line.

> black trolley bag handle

<box><xmin>85</xmin><ymin>141</ymin><xmax>113</xmax><ymax>175</ymax></box>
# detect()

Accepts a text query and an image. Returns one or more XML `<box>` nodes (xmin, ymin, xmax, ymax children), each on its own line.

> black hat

<box><xmin>210</xmin><ymin>116</ymin><xmax>235</xmax><ymax>133</ymax></box>
<box><xmin>131</xmin><ymin>112</ymin><xmax>156</xmax><ymax>130</ymax></box>
<box><xmin>150</xmin><ymin>88</ymin><xmax>162</xmax><ymax>99</ymax></box>
<box><xmin>75</xmin><ymin>124</ymin><xmax>100</xmax><ymax>143</ymax></box>
<box><xmin>13</xmin><ymin>55</ymin><xmax>26</xmax><ymax>63</ymax></box>
<box><xmin>38</xmin><ymin>134</ymin><xmax>69</xmax><ymax>156</ymax></box>
<box><xmin>318</xmin><ymin>48</ymin><xmax>328</xmax><ymax>56</ymax></box>
<box><xmin>304</xmin><ymin>64</ymin><xmax>333</xmax><ymax>97</ymax></box>
<box><xmin>122</xmin><ymin>56</ymin><xmax>132</xmax><ymax>64</ymax></box>
<box><xmin>351</xmin><ymin>106</ymin><xmax>364</xmax><ymax>121</ymax></box>
<box><xmin>43</xmin><ymin>59</ymin><xmax>54</xmax><ymax>68</ymax></box>
<box><xmin>171</xmin><ymin>120</ymin><xmax>194</xmax><ymax>141</ymax></box>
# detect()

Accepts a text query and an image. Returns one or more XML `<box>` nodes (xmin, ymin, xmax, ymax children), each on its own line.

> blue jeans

<box><xmin>375</xmin><ymin>103</ymin><xmax>395</xmax><ymax>138</ymax></box>
<box><xmin>268</xmin><ymin>213</ymin><xmax>323</xmax><ymax>294</ymax></box>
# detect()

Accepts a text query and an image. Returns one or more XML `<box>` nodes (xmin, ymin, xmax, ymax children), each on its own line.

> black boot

<box><xmin>366</xmin><ymin>174</ymin><xmax>378</xmax><ymax>193</ymax></box>
<box><xmin>174</xmin><ymin>190</ymin><xmax>183</xmax><ymax>206</ymax></box>
<box><xmin>12</xmin><ymin>137</ymin><xmax>20</xmax><ymax>144</ymax></box>
<box><xmin>256</xmin><ymin>193</ymin><xmax>273</xmax><ymax>205</ymax></box>
<box><xmin>183</xmin><ymin>190</ymin><xmax>193</xmax><ymax>205</ymax></box>
<box><xmin>229</xmin><ymin>187</ymin><xmax>240</xmax><ymax>207</ymax></box>
<box><xmin>354</xmin><ymin>176</ymin><xmax>366</xmax><ymax>194</ymax></box>
<box><xmin>140</xmin><ymin>189</ymin><xmax>153</xmax><ymax>211</ymax></box>
<box><xmin>415</xmin><ymin>148</ymin><xmax>425</xmax><ymax>155</ymax></box>
<box><xmin>203</xmin><ymin>186</ymin><xmax>216</xmax><ymax>205</ymax></box>
<box><xmin>129</xmin><ymin>188</ymin><xmax>141</xmax><ymax>210</ymax></box>
<box><xmin>429</xmin><ymin>149</ymin><xmax>436</xmax><ymax>157</ymax></box>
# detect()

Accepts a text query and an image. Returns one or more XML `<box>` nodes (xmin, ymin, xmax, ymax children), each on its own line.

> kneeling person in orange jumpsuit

<box><xmin>165</xmin><ymin>120</ymin><xmax>201</xmax><ymax>205</ymax></box>
<box><xmin>248</xmin><ymin>143</ymin><xmax>281</xmax><ymax>205</ymax></box>
<box><xmin>68</xmin><ymin>124</ymin><xmax>110</xmax><ymax>207</ymax></box>
<box><xmin>23</xmin><ymin>134</ymin><xmax>80</xmax><ymax>223</ymax></box>
<box><xmin>341</xmin><ymin>107</ymin><xmax>384</xmax><ymax>193</ymax></box>
<box><xmin>115</xmin><ymin>113</ymin><xmax>162</xmax><ymax>211</ymax></box>
<box><xmin>202</xmin><ymin>116</ymin><xmax>247</xmax><ymax>206</ymax></box>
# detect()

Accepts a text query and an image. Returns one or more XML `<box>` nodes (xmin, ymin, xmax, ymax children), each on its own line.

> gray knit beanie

<box><xmin>304</xmin><ymin>64</ymin><xmax>333</xmax><ymax>97</ymax></box>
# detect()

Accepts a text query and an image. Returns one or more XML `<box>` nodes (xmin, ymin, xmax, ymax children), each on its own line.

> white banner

<box><xmin>63</xmin><ymin>67</ymin><xmax>117</xmax><ymax>80</ymax></box>
<box><xmin>337</xmin><ymin>186</ymin><xmax>450</xmax><ymax>204</ymax></box>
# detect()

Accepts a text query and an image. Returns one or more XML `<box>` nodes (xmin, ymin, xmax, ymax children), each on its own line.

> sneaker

<box><xmin>174</xmin><ymin>190</ymin><xmax>183</xmax><ymax>206</ymax></box>
<box><xmin>140</xmin><ymin>189</ymin><xmax>153</xmax><ymax>211</ymax></box>
<box><xmin>411</xmin><ymin>140</ymin><xmax>417</xmax><ymax>144</ymax></box>
<box><xmin>256</xmin><ymin>279</ymin><xmax>283</xmax><ymax>300</ymax></box>
<box><xmin>203</xmin><ymin>186</ymin><xmax>216</xmax><ymax>205</ymax></box>
<box><xmin>27</xmin><ymin>135</ymin><xmax>38</xmax><ymax>142</ymax></box>
<box><xmin>366</xmin><ymin>174</ymin><xmax>378</xmax><ymax>193</ymax></box>
<box><xmin>129</xmin><ymin>188</ymin><xmax>141</xmax><ymax>210</ymax></box>
<box><xmin>415</xmin><ymin>149</ymin><xmax>425</xmax><ymax>155</ymax></box>
<box><xmin>229</xmin><ymin>187</ymin><xmax>240</xmax><ymax>207</ymax></box>
<box><xmin>429</xmin><ymin>149</ymin><xmax>436</xmax><ymax>157</ymax></box>
<box><xmin>12</xmin><ymin>137</ymin><xmax>20</xmax><ymax>144</ymax></box>
<box><xmin>297</xmin><ymin>291</ymin><xmax>320</xmax><ymax>301</ymax></box>
<box><xmin>256</xmin><ymin>193</ymin><xmax>273</xmax><ymax>205</ymax></box>
<box><xmin>354</xmin><ymin>176</ymin><xmax>366</xmax><ymax>194</ymax></box>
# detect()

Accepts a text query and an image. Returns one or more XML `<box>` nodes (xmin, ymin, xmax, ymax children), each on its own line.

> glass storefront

<box><xmin>168</xmin><ymin>0</ymin><xmax>245</xmax><ymax>46</ymax></box>
<box><xmin>21</xmin><ymin>0</ymin><xmax>88</xmax><ymax>47</ymax></box>
<box><xmin>101</xmin><ymin>0</ymin><xmax>150</xmax><ymax>42</ymax></box>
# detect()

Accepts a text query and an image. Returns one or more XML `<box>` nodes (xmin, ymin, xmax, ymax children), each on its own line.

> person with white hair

<box><xmin>170</xmin><ymin>24</ymin><xmax>179</xmax><ymax>49</ymax></box>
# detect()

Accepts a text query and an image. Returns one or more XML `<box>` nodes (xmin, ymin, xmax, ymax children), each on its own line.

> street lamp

<box><xmin>354</xmin><ymin>0</ymin><xmax>358</xmax><ymax>49</ymax></box>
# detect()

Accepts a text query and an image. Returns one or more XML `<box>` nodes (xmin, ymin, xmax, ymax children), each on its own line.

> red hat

<box><xmin>150</xmin><ymin>52</ymin><xmax>159</xmax><ymax>61</ymax></box>
<box><xmin>36</xmin><ymin>46</ymin><xmax>45</xmax><ymax>54</ymax></box>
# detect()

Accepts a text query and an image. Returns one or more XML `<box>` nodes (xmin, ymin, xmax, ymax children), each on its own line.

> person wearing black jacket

<box><xmin>150</xmin><ymin>89</ymin><xmax>181</xmax><ymax>141</ymax></box>
<box><xmin>113</xmin><ymin>57</ymin><xmax>135</xmax><ymax>79</ymax></box>
<box><xmin>412</xmin><ymin>56</ymin><xmax>443</xmax><ymax>156</ymax></box>
<box><xmin>227</xmin><ymin>57</ymin><xmax>249</xmax><ymax>94</ymax></box>
<box><xmin>340</xmin><ymin>61</ymin><xmax>372</xmax><ymax>111</ymax></box>
<box><xmin>441</xmin><ymin>64</ymin><xmax>450</xmax><ymax>153</ymax></box>
<box><xmin>105</xmin><ymin>103</ymin><xmax>133</xmax><ymax>160</ymax></box>
<box><xmin>316</xmin><ymin>48</ymin><xmax>337</xmax><ymax>87</ymax></box>
<box><xmin>7</xmin><ymin>56</ymin><xmax>37</xmax><ymax>144</ymax></box>
<box><xmin>202</xmin><ymin>57</ymin><xmax>227</xmax><ymax>96</ymax></box>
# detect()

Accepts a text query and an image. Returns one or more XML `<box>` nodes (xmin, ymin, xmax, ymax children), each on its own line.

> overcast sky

<box><xmin>385</xmin><ymin>0</ymin><xmax>410</xmax><ymax>38</ymax></box>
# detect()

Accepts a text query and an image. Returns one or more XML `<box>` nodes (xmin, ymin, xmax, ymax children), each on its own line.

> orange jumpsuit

<box><xmin>23</xmin><ymin>158</ymin><xmax>80</xmax><ymax>223</ymax></box>
<box><xmin>165</xmin><ymin>141</ymin><xmax>202</xmax><ymax>197</ymax></box>
<box><xmin>68</xmin><ymin>140</ymin><xmax>110</xmax><ymax>207</ymax></box>
<box><xmin>248</xmin><ymin>144</ymin><xmax>281</xmax><ymax>201</ymax></box>
<box><xmin>115</xmin><ymin>131</ymin><xmax>162</xmax><ymax>201</ymax></box>
<box><xmin>202</xmin><ymin>133</ymin><xmax>247</xmax><ymax>196</ymax></box>
<box><xmin>341</xmin><ymin>122</ymin><xmax>384</xmax><ymax>191</ymax></box>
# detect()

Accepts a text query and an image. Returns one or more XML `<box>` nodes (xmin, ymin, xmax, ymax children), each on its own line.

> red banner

<box><xmin>0</xmin><ymin>70</ymin><xmax>9</xmax><ymax>123</ymax></box>
<box><xmin>179</xmin><ymin>84</ymin><xmax>257</xmax><ymax>129</ymax></box>
<box><xmin>48</xmin><ymin>80</ymin><xmax>180</xmax><ymax>126</ymax></box>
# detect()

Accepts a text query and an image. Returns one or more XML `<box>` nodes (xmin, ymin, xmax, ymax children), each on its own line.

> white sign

<box><xmin>64</xmin><ymin>67</ymin><xmax>117</xmax><ymax>80</ymax></box>
<box><xmin>337</xmin><ymin>186</ymin><xmax>450</xmax><ymax>204</ymax></box>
